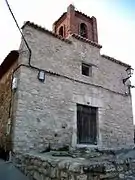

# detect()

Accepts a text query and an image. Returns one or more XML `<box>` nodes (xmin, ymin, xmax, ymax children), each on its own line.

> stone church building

<box><xmin>0</xmin><ymin>4</ymin><xmax>134</xmax><ymax>154</ymax></box>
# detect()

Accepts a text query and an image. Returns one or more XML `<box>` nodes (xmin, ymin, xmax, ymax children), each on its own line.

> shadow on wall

<box><xmin>134</xmin><ymin>125</ymin><xmax>135</xmax><ymax>143</ymax></box>
<box><xmin>0</xmin><ymin>148</ymin><xmax>9</xmax><ymax>161</ymax></box>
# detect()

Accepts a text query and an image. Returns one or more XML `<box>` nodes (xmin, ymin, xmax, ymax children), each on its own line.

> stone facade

<box><xmin>0</xmin><ymin>4</ymin><xmax>134</xmax><ymax>179</ymax></box>
<box><xmin>11</xmin><ymin>20</ymin><xmax>134</xmax><ymax>153</ymax></box>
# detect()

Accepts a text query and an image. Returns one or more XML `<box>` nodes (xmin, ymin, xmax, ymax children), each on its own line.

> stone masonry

<box><xmin>14</xmin><ymin>148</ymin><xmax>135</xmax><ymax>180</ymax></box>
<box><xmin>0</xmin><ymin>4</ymin><xmax>134</xmax><ymax>180</ymax></box>
<box><xmin>12</xmin><ymin>21</ymin><xmax>134</xmax><ymax>153</ymax></box>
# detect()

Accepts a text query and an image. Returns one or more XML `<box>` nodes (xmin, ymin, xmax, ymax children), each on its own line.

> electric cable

<box><xmin>5</xmin><ymin>0</ymin><xmax>31</xmax><ymax>63</ymax></box>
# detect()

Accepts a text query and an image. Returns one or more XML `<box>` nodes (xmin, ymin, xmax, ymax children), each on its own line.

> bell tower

<box><xmin>53</xmin><ymin>4</ymin><xmax>98</xmax><ymax>43</ymax></box>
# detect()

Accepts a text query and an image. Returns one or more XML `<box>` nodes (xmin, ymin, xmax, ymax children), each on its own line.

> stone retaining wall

<box><xmin>14</xmin><ymin>149</ymin><xmax>135</xmax><ymax>180</ymax></box>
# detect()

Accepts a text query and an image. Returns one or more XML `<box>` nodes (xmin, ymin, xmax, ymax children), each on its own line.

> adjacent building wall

<box><xmin>0</xmin><ymin>61</ymin><xmax>17</xmax><ymax>151</ymax></box>
<box><xmin>12</xmin><ymin>25</ymin><xmax>134</xmax><ymax>152</ymax></box>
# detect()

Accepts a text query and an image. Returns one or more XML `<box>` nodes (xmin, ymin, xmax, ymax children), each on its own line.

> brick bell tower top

<box><xmin>53</xmin><ymin>4</ymin><xmax>98</xmax><ymax>43</ymax></box>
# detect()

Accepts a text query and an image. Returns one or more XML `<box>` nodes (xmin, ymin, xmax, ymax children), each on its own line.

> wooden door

<box><xmin>77</xmin><ymin>104</ymin><xmax>97</xmax><ymax>144</ymax></box>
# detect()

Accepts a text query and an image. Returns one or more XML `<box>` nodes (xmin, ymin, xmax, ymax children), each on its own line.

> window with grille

<box><xmin>77</xmin><ymin>104</ymin><xmax>97</xmax><ymax>145</ymax></box>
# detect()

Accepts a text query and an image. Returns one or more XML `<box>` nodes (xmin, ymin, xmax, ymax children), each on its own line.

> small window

<box><xmin>77</xmin><ymin>104</ymin><xmax>97</xmax><ymax>145</ymax></box>
<box><xmin>82</xmin><ymin>63</ymin><xmax>92</xmax><ymax>76</ymax></box>
<box><xmin>59</xmin><ymin>26</ymin><xmax>64</xmax><ymax>37</ymax></box>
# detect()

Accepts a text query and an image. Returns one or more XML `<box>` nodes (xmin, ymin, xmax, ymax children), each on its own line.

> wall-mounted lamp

<box><xmin>123</xmin><ymin>67</ymin><xmax>134</xmax><ymax>84</ymax></box>
<box><xmin>38</xmin><ymin>70</ymin><xmax>45</xmax><ymax>82</ymax></box>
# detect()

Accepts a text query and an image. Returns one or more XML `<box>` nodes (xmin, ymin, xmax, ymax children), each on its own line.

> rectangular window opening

<box><xmin>77</xmin><ymin>104</ymin><xmax>97</xmax><ymax>145</ymax></box>
<box><xmin>82</xmin><ymin>63</ymin><xmax>92</xmax><ymax>76</ymax></box>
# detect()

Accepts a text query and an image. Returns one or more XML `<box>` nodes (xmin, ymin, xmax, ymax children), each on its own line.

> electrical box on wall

<box><xmin>12</xmin><ymin>77</ymin><xmax>17</xmax><ymax>90</ymax></box>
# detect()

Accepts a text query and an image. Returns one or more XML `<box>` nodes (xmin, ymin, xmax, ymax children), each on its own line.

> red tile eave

<box><xmin>22</xmin><ymin>21</ymin><xmax>130</xmax><ymax>68</ymax></box>
<box><xmin>53</xmin><ymin>12</ymin><xmax>67</xmax><ymax>26</ymax></box>
<box><xmin>101</xmin><ymin>54</ymin><xmax>131</xmax><ymax>68</ymax></box>
<box><xmin>53</xmin><ymin>10</ymin><xmax>92</xmax><ymax>26</ymax></box>
<box><xmin>22</xmin><ymin>21</ymin><xmax>72</xmax><ymax>44</ymax></box>
<box><xmin>71</xmin><ymin>34</ymin><xmax>102</xmax><ymax>49</ymax></box>
<box><xmin>0</xmin><ymin>50</ymin><xmax>19</xmax><ymax>80</ymax></box>
<box><xmin>75</xmin><ymin>10</ymin><xmax>92</xmax><ymax>21</ymax></box>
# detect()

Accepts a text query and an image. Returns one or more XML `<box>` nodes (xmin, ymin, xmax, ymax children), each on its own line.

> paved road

<box><xmin>0</xmin><ymin>160</ymin><xmax>30</xmax><ymax>180</ymax></box>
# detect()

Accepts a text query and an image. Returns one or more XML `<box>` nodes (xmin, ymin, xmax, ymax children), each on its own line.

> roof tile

<box><xmin>71</xmin><ymin>33</ymin><xmax>102</xmax><ymax>48</ymax></box>
<box><xmin>101</xmin><ymin>54</ymin><xmax>130</xmax><ymax>68</ymax></box>
<box><xmin>22</xmin><ymin>21</ymin><xmax>72</xmax><ymax>44</ymax></box>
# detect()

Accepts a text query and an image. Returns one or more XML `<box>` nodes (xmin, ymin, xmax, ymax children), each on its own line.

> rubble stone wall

<box><xmin>0</xmin><ymin>62</ymin><xmax>17</xmax><ymax>151</ymax></box>
<box><xmin>14</xmin><ymin>150</ymin><xmax>135</xmax><ymax>180</ymax></box>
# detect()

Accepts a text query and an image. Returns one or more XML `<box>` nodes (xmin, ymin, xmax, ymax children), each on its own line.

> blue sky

<box><xmin>0</xmin><ymin>0</ymin><xmax>135</xmax><ymax>120</ymax></box>
<box><xmin>112</xmin><ymin>0</ymin><xmax>135</xmax><ymax>17</ymax></box>
<box><xmin>97</xmin><ymin>0</ymin><xmax>135</xmax><ymax>20</ymax></box>
<box><xmin>115</xmin><ymin>1</ymin><xmax>134</xmax><ymax>20</ymax></box>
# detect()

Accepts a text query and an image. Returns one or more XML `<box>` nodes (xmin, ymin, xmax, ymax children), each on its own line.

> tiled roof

<box><xmin>75</xmin><ymin>10</ymin><xmax>92</xmax><ymax>20</ymax></box>
<box><xmin>22</xmin><ymin>21</ymin><xmax>72</xmax><ymax>44</ymax></box>
<box><xmin>53</xmin><ymin>10</ymin><xmax>92</xmax><ymax>26</ymax></box>
<box><xmin>22</xmin><ymin>21</ymin><xmax>130</xmax><ymax>68</ymax></box>
<box><xmin>22</xmin><ymin>21</ymin><xmax>102</xmax><ymax>48</ymax></box>
<box><xmin>53</xmin><ymin>12</ymin><xmax>66</xmax><ymax>25</ymax></box>
<box><xmin>101</xmin><ymin>54</ymin><xmax>130</xmax><ymax>68</ymax></box>
<box><xmin>71</xmin><ymin>34</ymin><xmax>102</xmax><ymax>48</ymax></box>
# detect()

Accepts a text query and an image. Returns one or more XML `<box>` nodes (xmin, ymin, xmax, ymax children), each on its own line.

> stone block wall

<box><xmin>21</xmin><ymin>25</ymin><xmax>129</xmax><ymax>95</ymax></box>
<box><xmin>12</xmin><ymin>24</ymin><xmax>134</xmax><ymax>152</ymax></box>
<box><xmin>13</xmin><ymin>65</ymin><xmax>133</xmax><ymax>152</ymax></box>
